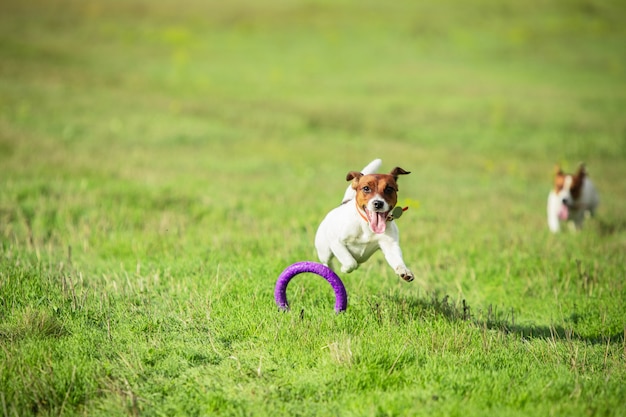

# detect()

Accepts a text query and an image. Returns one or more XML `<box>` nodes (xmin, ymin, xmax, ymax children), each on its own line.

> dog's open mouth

<box><xmin>365</xmin><ymin>208</ymin><xmax>389</xmax><ymax>234</ymax></box>
<box><xmin>559</xmin><ymin>204</ymin><xmax>569</xmax><ymax>220</ymax></box>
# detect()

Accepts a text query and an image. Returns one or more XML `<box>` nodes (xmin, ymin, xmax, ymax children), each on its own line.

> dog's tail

<box><xmin>341</xmin><ymin>158</ymin><xmax>382</xmax><ymax>203</ymax></box>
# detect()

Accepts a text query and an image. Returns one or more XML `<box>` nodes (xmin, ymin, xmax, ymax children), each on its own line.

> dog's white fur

<box><xmin>315</xmin><ymin>159</ymin><xmax>414</xmax><ymax>282</ymax></box>
<box><xmin>547</xmin><ymin>164</ymin><xmax>599</xmax><ymax>233</ymax></box>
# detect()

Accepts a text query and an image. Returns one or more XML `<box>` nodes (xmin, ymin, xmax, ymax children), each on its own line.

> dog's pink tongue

<box><xmin>369</xmin><ymin>211</ymin><xmax>387</xmax><ymax>234</ymax></box>
<box><xmin>559</xmin><ymin>204</ymin><xmax>569</xmax><ymax>220</ymax></box>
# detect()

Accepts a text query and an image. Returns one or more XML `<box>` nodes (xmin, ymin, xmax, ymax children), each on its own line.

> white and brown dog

<box><xmin>315</xmin><ymin>159</ymin><xmax>414</xmax><ymax>282</ymax></box>
<box><xmin>547</xmin><ymin>163</ymin><xmax>599</xmax><ymax>233</ymax></box>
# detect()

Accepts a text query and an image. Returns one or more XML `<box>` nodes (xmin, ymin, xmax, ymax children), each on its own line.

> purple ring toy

<box><xmin>275</xmin><ymin>261</ymin><xmax>348</xmax><ymax>313</ymax></box>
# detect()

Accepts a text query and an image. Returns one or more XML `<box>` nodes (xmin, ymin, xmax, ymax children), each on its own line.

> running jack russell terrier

<box><xmin>547</xmin><ymin>163</ymin><xmax>599</xmax><ymax>233</ymax></box>
<box><xmin>315</xmin><ymin>159</ymin><xmax>414</xmax><ymax>282</ymax></box>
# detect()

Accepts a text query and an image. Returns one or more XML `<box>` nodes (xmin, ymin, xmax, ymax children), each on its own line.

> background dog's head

<box><xmin>553</xmin><ymin>164</ymin><xmax>586</xmax><ymax>218</ymax></box>
<box><xmin>554</xmin><ymin>164</ymin><xmax>586</xmax><ymax>203</ymax></box>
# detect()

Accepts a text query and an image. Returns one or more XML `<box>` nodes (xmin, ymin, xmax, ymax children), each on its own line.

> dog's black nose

<box><xmin>562</xmin><ymin>198</ymin><xmax>568</xmax><ymax>205</ymax></box>
<box><xmin>373</xmin><ymin>200</ymin><xmax>384</xmax><ymax>210</ymax></box>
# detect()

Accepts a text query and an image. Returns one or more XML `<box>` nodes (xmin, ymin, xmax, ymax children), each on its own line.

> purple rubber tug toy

<box><xmin>274</xmin><ymin>261</ymin><xmax>348</xmax><ymax>313</ymax></box>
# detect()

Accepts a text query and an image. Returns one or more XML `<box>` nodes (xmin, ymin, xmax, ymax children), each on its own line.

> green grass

<box><xmin>1</xmin><ymin>0</ymin><xmax>626</xmax><ymax>415</ymax></box>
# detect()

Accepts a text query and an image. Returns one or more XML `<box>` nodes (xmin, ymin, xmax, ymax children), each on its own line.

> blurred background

<box><xmin>1</xmin><ymin>0</ymin><xmax>625</xmax><ymax>266</ymax></box>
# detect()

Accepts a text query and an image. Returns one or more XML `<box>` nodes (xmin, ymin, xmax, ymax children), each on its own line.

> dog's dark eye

<box><xmin>362</xmin><ymin>186</ymin><xmax>371</xmax><ymax>193</ymax></box>
<box><xmin>384</xmin><ymin>186</ymin><xmax>395</xmax><ymax>194</ymax></box>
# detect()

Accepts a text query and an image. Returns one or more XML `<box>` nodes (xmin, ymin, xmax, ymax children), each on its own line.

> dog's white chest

<box><xmin>342</xmin><ymin>233</ymin><xmax>381</xmax><ymax>262</ymax></box>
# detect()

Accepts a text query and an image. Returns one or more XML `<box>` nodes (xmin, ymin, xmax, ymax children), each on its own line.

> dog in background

<box><xmin>315</xmin><ymin>159</ymin><xmax>414</xmax><ymax>282</ymax></box>
<box><xmin>547</xmin><ymin>163</ymin><xmax>599</xmax><ymax>232</ymax></box>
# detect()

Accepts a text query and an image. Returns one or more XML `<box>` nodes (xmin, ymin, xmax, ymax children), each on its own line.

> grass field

<box><xmin>1</xmin><ymin>0</ymin><xmax>626</xmax><ymax>415</ymax></box>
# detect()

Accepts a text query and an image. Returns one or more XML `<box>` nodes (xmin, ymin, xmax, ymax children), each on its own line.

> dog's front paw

<box><xmin>395</xmin><ymin>266</ymin><xmax>414</xmax><ymax>282</ymax></box>
<box><xmin>340</xmin><ymin>261</ymin><xmax>358</xmax><ymax>274</ymax></box>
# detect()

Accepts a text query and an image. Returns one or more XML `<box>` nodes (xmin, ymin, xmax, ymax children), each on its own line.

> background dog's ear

<box><xmin>575</xmin><ymin>163</ymin><xmax>587</xmax><ymax>178</ymax></box>
<box><xmin>346</xmin><ymin>171</ymin><xmax>363</xmax><ymax>189</ymax></box>
<box><xmin>390</xmin><ymin>167</ymin><xmax>410</xmax><ymax>180</ymax></box>
<box><xmin>554</xmin><ymin>164</ymin><xmax>564</xmax><ymax>176</ymax></box>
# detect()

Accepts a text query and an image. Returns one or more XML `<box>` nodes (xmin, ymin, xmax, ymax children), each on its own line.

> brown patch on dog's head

<box><xmin>347</xmin><ymin>167</ymin><xmax>410</xmax><ymax>208</ymax></box>
<box><xmin>352</xmin><ymin>174</ymin><xmax>399</xmax><ymax>209</ymax></box>
<box><xmin>346</xmin><ymin>167</ymin><xmax>410</xmax><ymax>233</ymax></box>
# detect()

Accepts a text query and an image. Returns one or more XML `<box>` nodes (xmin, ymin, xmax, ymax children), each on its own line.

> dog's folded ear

<box><xmin>346</xmin><ymin>171</ymin><xmax>363</xmax><ymax>189</ymax></box>
<box><xmin>390</xmin><ymin>167</ymin><xmax>410</xmax><ymax>180</ymax></box>
<box><xmin>575</xmin><ymin>163</ymin><xmax>587</xmax><ymax>178</ymax></box>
